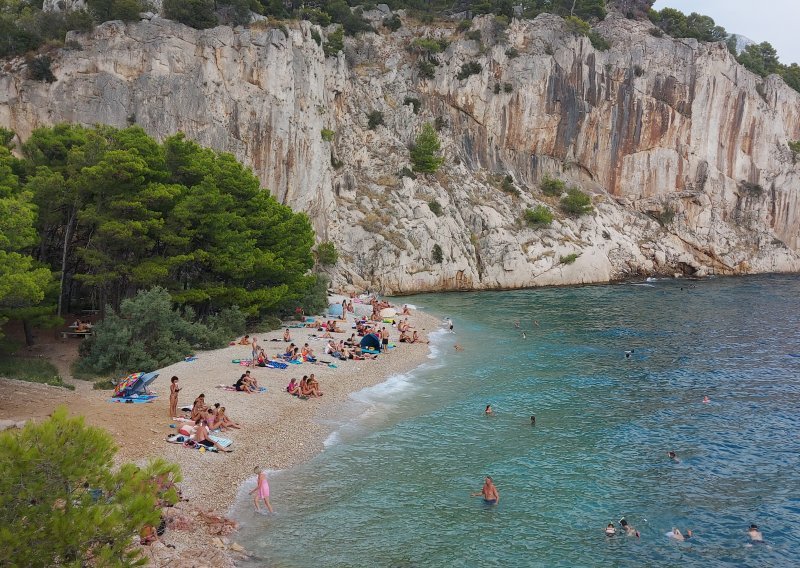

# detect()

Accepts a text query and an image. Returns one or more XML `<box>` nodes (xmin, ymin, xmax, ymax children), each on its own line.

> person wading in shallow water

<box><xmin>471</xmin><ymin>476</ymin><xmax>499</xmax><ymax>505</ymax></box>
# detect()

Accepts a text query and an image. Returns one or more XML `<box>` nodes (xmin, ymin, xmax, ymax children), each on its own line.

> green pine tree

<box><xmin>410</xmin><ymin>123</ymin><xmax>445</xmax><ymax>174</ymax></box>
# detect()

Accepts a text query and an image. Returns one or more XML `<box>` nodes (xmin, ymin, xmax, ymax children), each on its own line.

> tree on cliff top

<box><xmin>410</xmin><ymin>122</ymin><xmax>444</xmax><ymax>174</ymax></box>
<box><xmin>163</xmin><ymin>0</ymin><xmax>219</xmax><ymax>29</ymax></box>
<box><xmin>0</xmin><ymin>407</ymin><xmax>181</xmax><ymax>567</ymax></box>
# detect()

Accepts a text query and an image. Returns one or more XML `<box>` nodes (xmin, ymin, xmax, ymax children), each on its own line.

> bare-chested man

<box><xmin>471</xmin><ymin>476</ymin><xmax>499</xmax><ymax>505</ymax></box>
<box><xmin>194</xmin><ymin>419</ymin><xmax>232</xmax><ymax>452</ymax></box>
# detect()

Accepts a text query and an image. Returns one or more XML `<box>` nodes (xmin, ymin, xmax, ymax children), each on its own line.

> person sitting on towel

<box><xmin>190</xmin><ymin>394</ymin><xmax>208</xmax><ymax>421</ymax></box>
<box><xmin>194</xmin><ymin>419</ymin><xmax>232</xmax><ymax>452</ymax></box>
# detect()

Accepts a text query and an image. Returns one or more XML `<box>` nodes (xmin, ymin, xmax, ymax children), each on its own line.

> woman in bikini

<box><xmin>306</xmin><ymin>374</ymin><xmax>323</xmax><ymax>398</ymax></box>
<box><xmin>190</xmin><ymin>394</ymin><xmax>207</xmax><ymax>421</ymax></box>
<box><xmin>286</xmin><ymin>378</ymin><xmax>300</xmax><ymax>396</ymax></box>
<box><xmin>217</xmin><ymin>407</ymin><xmax>241</xmax><ymax>429</ymax></box>
<box><xmin>169</xmin><ymin>376</ymin><xmax>181</xmax><ymax>418</ymax></box>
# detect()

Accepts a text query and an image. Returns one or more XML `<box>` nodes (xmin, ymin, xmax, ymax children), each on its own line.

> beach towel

<box><xmin>216</xmin><ymin>384</ymin><xmax>267</xmax><ymax>393</ymax></box>
<box><xmin>361</xmin><ymin>348</ymin><xmax>381</xmax><ymax>355</ymax></box>
<box><xmin>209</xmin><ymin>435</ymin><xmax>233</xmax><ymax>448</ymax></box>
<box><xmin>184</xmin><ymin>356</ymin><xmax>198</xmax><ymax>362</ymax></box>
<box><xmin>107</xmin><ymin>397</ymin><xmax>156</xmax><ymax>404</ymax></box>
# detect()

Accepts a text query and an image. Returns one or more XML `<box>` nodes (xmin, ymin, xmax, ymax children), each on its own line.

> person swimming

<box><xmin>484</xmin><ymin>404</ymin><xmax>493</xmax><ymax>416</ymax></box>
<box><xmin>605</xmin><ymin>523</ymin><xmax>616</xmax><ymax>537</ymax></box>
<box><xmin>625</xmin><ymin>349</ymin><xmax>634</xmax><ymax>359</ymax></box>
<box><xmin>703</xmin><ymin>396</ymin><xmax>710</xmax><ymax>403</ymax></box>
<box><xmin>530</xmin><ymin>415</ymin><xmax>536</xmax><ymax>426</ymax></box>
<box><xmin>619</xmin><ymin>518</ymin><xmax>640</xmax><ymax>538</ymax></box>
<box><xmin>667</xmin><ymin>528</ymin><xmax>692</xmax><ymax>541</ymax></box>
<box><xmin>668</xmin><ymin>450</ymin><xmax>680</xmax><ymax>463</ymax></box>
<box><xmin>748</xmin><ymin>524</ymin><xmax>764</xmax><ymax>543</ymax></box>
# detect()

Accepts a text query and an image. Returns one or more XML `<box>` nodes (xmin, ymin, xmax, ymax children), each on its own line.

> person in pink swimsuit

<box><xmin>250</xmin><ymin>466</ymin><xmax>273</xmax><ymax>513</ymax></box>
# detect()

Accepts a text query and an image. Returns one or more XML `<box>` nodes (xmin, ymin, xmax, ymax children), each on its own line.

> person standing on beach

<box><xmin>250</xmin><ymin>336</ymin><xmax>259</xmax><ymax>367</ymax></box>
<box><xmin>471</xmin><ymin>476</ymin><xmax>499</xmax><ymax>505</ymax></box>
<box><xmin>250</xmin><ymin>467</ymin><xmax>273</xmax><ymax>513</ymax></box>
<box><xmin>169</xmin><ymin>376</ymin><xmax>181</xmax><ymax>418</ymax></box>
<box><xmin>380</xmin><ymin>326</ymin><xmax>390</xmax><ymax>352</ymax></box>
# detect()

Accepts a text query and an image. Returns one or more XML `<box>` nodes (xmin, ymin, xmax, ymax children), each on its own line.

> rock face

<box><xmin>1</xmin><ymin>12</ymin><xmax>799</xmax><ymax>293</ymax></box>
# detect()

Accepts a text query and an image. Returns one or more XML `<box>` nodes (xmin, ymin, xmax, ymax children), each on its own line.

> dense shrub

<box><xmin>0</xmin><ymin>408</ymin><xmax>181</xmax><ymax>567</ymax></box>
<box><xmin>384</xmin><ymin>14</ymin><xmax>402</xmax><ymax>31</ymax></box>
<box><xmin>75</xmin><ymin>287</ymin><xmax>245</xmax><ymax>377</ymax></box>
<box><xmin>310</xmin><ymin>28</ymin><xmax>322</xmax><ymax>45</ymax></box>
<box><xmin>789</xmin><ymin>140</ymin><xmax>800</xmax><ymax>163</ymax></box>
<box><xmin>505</xmin><ymin>46</ymin><xmax>519</xmax><ymax>58</ymax></box>
<box><xmin>457</xmin><ymin>19</ymin><xmax>472</xmax><ymax>32</ymax></box>
<box><xmin>410</xmin><ymin>123</ymin><xmax>444</xmax><ymax>173</ymax></box>
<box><xmin>457</xmin><ymin>61</ymin><xmax>482</xmax><ymax>80</ymax></box>
<box><xmin>540</xmin><ymin>175</ymin><xmax>566</xmax><ymax>196</ymax></box>
<box><xmin>398</xmin><ymin>166</ymin><xmax>416</xmax><ymax>179</ymax></box>
<box><xmin>432</xmin><ymin>243</ymin><xmax>443</xmax><ymax>263</ymax></box>
<box><xmin>315</xmin><ymin>241</ymin><xmax>339</xmax><ymax>265</ymax></box>
<box><xmin>524</xmin><ymin>205</ymin><xmax>553</xmax><ymax>227</ymax></box>
<box><xmin>428</xmin><ymin>199</ymin><xmax>443</xmax><ymax>216</ymax></box>
<box><xmin>28</xmin><ymin>55</ymin><xmax>56</xmax><ymax>83</ymax></box>
<box><xmin>86</xmin><ymin>0</ymin><xmax>144</xmax><ymax>22</ymax></box>
<box><xmin>323</xmin><ymin>27</ymin><xmax>344</xmax><ymax>57</ymax></box>
<box><xmin>501</xmin><ymin>174</ymin><xmax>520</xmax><ymax>196</ymax></box>
<box><xmin>321</xmin><ymin>128</ymin><xmax>335</xmax><ymax>142</ymax></box>
<box><xmin>367</xmin><ymin>110</ymin><xmax>385</xmax><ymax>129</ymax></box>
<box><xmin>560</xmin><ymin>253</ymin><xmax>580</xmax><ymax>265</ymax></box>
<box><xmin>588</xmin><ymin>31</ymin><xmax>610</xmax><ymax>51</ymax></box>
<box><xmin>418</xmin><ymin>59</ymin><xmax>436</xmax><ymax>79</ymax></box>
<box><xmin>163</xmin><ymin>0</ymin><xmax>218</xmax><ymax>29</ymax></box>
<box><xmin>465</xmin><ymin>30</ymin><xmax>482</xmax><ymax>42</ymax></box>
<box><xmin>559</xmin><ymin>188</ymin><xmax>594</xmax><ymax>216</ymax></box>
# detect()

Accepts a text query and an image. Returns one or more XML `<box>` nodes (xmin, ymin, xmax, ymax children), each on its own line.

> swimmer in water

<box><xmin>522</xmin><ymin>331</ymin><xmax>527</xmax><ymax>339</ymax></box>
<box><xmin>605</xmin><ymin>523</ymin><xmax>616</xmax><ymax>537</ymax></box>
<box><xmin>748</xmin><ymin>524</ymin><xmax>764</xmax><ymax>543</ymax></box>
<box><xmin>703</xmin><ymin>396</ymin><xmax>710</xmax><ymax>403</ymax></box>
<box><xmin>530</xmin><ymin>415</ymin><xmax>536</xmax><ymax>426</ymax></box>
<box><xmin>513</xmin><ymin>320</ymin><xmax>521</xmax><ymax>329</ymax></box>
<box><xmin>668</xmin><ymin>528</ymin><xmax>692</xmax><ymax>541</ymax></box>
<box><xmin>471</xmin><ymin>476</ymin><xmax>499</xmax><ymax>505</ymax></box>
<box><xmin>625</xmin><ymin>349</ymin><xmax>634</xmax><ymax>359</ymax></box>
<box><xmin>619</xmin><ymin>518</ymin><xmax>640</xmax><ymax>538</ymax></box>
<box><xmin>667</xmin><ymin>450</ymin><xmax>680</xmax><ymax>463</ymax></box>
<box><xmin>454</xmin><ymin>344</ymin><xmax>463</xmax><ymax>351</ymax></box>
<box><xmin>484</xmin><ymin>404</ymin><xmax>493</xmax><ymax>416</ymax></box>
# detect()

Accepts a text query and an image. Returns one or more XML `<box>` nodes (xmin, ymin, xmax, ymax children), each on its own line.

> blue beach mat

<box><xmin>108</xmin><ymin>396</ymin><xmax>157</xmax><ymax>404</ymax></box>
<box><xmin>209</xmin><ymin>435</ymin><xmax>233</xmax><ymax>448</ymax></box>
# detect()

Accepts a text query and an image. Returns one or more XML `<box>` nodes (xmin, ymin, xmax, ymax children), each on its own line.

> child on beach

<box><xmin>169</xmin><ymin>376</ymin><xmax>181</xmax><ymax>418</ymax></box>
<box><xmin>250</xmin><ymin>467</ymin><xmax>273</xmax><ymax>513</ymax></box>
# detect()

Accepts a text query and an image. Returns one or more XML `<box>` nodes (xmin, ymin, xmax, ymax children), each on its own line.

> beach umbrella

<box><xmin>379</xmin><ymin>307</ymin><xmax>397</xmax><ymax>318</ymax></box>
<box><xmin>360</xmin><ymin>333</ymin><xmax>381</xmax><ymax>351</ymax></box>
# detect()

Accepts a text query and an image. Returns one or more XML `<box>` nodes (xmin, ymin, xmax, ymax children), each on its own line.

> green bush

<box><xmin>404</xmin><ymin>97</ymin><xmax>421</xmax><ymax>114</ymax></box>
<box><xmin>75</xmin><ymin>287</ymin><xmax>243</xmax><ymax>377</ymax></box>
<box><xmin>321</xmin><ymin>128</ymin><xmax>335</xmax><ymax>142</ymax></box>
<box><xmin>503</xmin><ymin>82</ymin><xmax>513</xmax><ymax>92</ymax></box>
<box><xmin>299</xmin><ymin>8</ymin><xmax>331</xmax><ymax>26</ymax></box>
<box><xmin>789</xmin><ymin>140</ymin><xmax>800</xmax><ymax>163</ymax></box>
<box><xmin>367</xmin><ymin>110</ymin><xmax>385</xmax><ymax>130</ymax></box>
<box><xmin>564</xmin><ymin>15</ymin><xmax>591</xmax><ymax>36</ymax></box>
<box><xmin>410</xmin><ymin>123</ymin><xmax>444</xmax><ymax>173</ymax></box>
<box><xmin>0</xmin><ymin>408</ymin><xmax>181</xmax><ymax>567</ymax></box>
<box><xmin>428</xmin><ymin>199</ymin><xmax>443</xmax><ymax>216</ymax></box>
<box><xmin>331</xmin><ymin>152</ymin><xmax>344</xmax><ymax>169</ymax></box>
<box><xmin>383</xmin><ymin>14</ymin><xmax>402</xmax><ymax>31</ymax></box>
<box><xmin>540</xmin><ymin>175</ymin><xmax>566</xmax><ymax>196</ymax></box>
<box><xmin>418</xmin><ymin>59</ymin><xmax>436</xmax><ymax>79</ymax></box>
<box><xmin>28</xmin><ymin>56</ymin><xmax>56</xmax><ymax>83</ymax></box>
<box><xmin>412</xmin><ymin>37</ymin><xmax>444</xmax><ymax>54</ymax></box>
<box><xmin>524</xmin><ymin>205</ymin><xmax>553</xmax><ymax>227</ymax></box>
<box><xmin>559</xmin><ymin>188</ymin><xmax>593</xmax><ymax>217</ymax></box>
<box><xmin>432</xmin><ymin>244</ymin><xmax>443</xmax><ymax>264</ymax></box>
<box><xmin>505</xmin><ymin>47</ymin><xmax>519</xmax><ymax>58</ymax></box>
<box><xmin>501</xmin><ymin>174</ymin><xmax>519</xmax><ymax>196</ymax></box>
<box><xmin>0</xmin><ymin>127</ymin><xmax>16</xmax><ymax>149</ymax></box>
<box><xmin>323</xmin><ymin>27</ymin><xmax>344</xmax><ymax>57</ymax></box>
<box><xmin>739</xmin><ymin>181</ymin><xmax>764</xmax><ymax>197</ymax></box>
<box><xmin>465</xmin><ymin>30</ymin><xmax>482</xmax><ymax>42</ymax></box>
<box><xmin>315</xmin><ymin>241</ymin><xmax>339</xmax><ymax>266</ymax></box>
<box><xmin>457</xmin><ymin>19</ymin><xmax>472</xmax><ymax>32</ymax></box>
<box><xmin>560</xmin><ymin>253</ymin><xmax>580</xmax><ymax>265</ymax></box>
<box><xmin>434</xmin><ymin>116</ymin><xmax>448</xmax><ymax>131</ymax></box>
<box><xmin>86</xmin><ymin>0</ymin><xmax>144</xmax><ymax>22</ymax></box>
<box><xmin>588</xmin><ymin>31</ymin><xmax>610</xmax><ymax>51</ymax></box>
<box><xmin>310</xmin><ymin>28</ymin><xmax>322</xmax><ymax>45</ymax></box>
<box><xmin>457</xmin><ymin>61</ymin><xmax>482</xmax><ymax>80</ymax></box>
<box><xmin>494</xmin><ymin>82</ymin><xmax>501</xmax><ymax>94</ymax></box>
<box><xmin>163</xmin><ymin>0</ymin><xmax>218</xmax><ymax>29</ymax></box>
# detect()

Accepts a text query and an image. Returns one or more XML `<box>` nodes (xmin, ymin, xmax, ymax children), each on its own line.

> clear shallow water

<box><xmin>234</xmin><ymin>275</ymin><xmax>800</xmax><ymax>567</ymax></box>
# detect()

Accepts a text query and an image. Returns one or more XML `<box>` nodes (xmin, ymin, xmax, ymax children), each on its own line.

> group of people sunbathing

<box><xmin>170</xmin><ymin>393</ymin><xmax>241</xmax><ymax>452</ymax></box>
<box><xmin>285</xmin><ymin>374</ymin><xmax>324</xmax><ymax>398</ymax></box>
<box><xmin>234</xmin><ymin>370</ymin><xmax>261</xmax><ymax>392</ymax></box>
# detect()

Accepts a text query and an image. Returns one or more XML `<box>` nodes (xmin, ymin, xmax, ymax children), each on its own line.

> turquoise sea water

<box><xmin>234</xmin><ymin>275</ymin><xmax>800</xmax><ymax>567</ymax></box>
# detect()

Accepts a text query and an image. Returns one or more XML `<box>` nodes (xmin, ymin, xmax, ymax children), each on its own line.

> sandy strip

<box><xmin>153</xmin><ymin>307</ymin><xmax>440</xmax><ymax>513</ymax></box>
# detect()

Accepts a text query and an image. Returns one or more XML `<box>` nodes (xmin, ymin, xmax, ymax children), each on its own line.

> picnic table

<box><xmin>61</xmin><ymin>330</ymin><xmax>93</xmax><ymax>339</ymax></box>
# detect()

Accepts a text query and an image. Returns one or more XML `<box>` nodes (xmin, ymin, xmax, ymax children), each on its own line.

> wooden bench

<box><xmin>61</xmin><ymin>331</ymin><xmax>93</xmax><ymax>339</ymax></box>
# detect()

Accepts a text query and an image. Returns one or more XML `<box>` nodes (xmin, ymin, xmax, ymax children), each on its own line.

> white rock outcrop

<box><xmin>1</xmin><ymin>13</ymin><xmax>799</xmax><ymax>293</ymax></box>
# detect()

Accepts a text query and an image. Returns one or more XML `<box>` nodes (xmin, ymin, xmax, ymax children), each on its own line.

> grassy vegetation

<box><xmin>0</xmin><ymin>357</ymin><xmax>72</xmax><ymax>389</ymax></box>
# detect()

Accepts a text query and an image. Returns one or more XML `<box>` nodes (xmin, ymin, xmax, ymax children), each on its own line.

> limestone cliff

<box><xmin>1</xmin><ymin>11</ymin><xmax>799</xmax><ymax>294</ymax></box>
